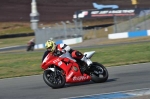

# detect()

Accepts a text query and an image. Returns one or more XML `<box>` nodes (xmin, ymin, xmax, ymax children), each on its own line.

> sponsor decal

<box><xmin>67</xmin><ymin>71</ymin><xmax>74</xmax><ymax>79</ymax></box>
<box><xmin>73</xmin><ymin>9</ymin><xmax>137</xmax><ymax>19</ymax></box>
<box><xmin>58</xmin><ymin>61</ymin><xmax>62</xmax><ymax>66</ymax></box>
<box><xmin>73</xmin><ymin>66</ymin><xmax>78</xmax><ymax>72</ymax></box>
<box><xmin>91</xmin><ymin>10</ymin><xmax>134</xmax><ymax>14</ymax></box>
<box><xmin>73</xmin><ymin>76</ymin><xmax>89</xmax><ymax>81</ymax></box>
<box><xmin>73</xmin><ymin>11</ymin><xmax>88</xmax><ymax>18</ymax></box>
<box><xmin>53</xmin><ymin>58</ymin><xmax>60</xmax><ymax>63</ymax></box>
<box><xmin>91</xmin><ymin>10</ymin><xmax>135</xmax><ymax>17</ymax></box>
<box><xmin>53</xmin><ymin>58</ymin><xmax>62</xmax><ymax>66</ymax></box>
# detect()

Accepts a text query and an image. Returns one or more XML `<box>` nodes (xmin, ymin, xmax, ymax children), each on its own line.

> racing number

<box><xmin>53</xmin><ymin>59</ymin><xmax>62</xmax><ymax>66</ymax></box>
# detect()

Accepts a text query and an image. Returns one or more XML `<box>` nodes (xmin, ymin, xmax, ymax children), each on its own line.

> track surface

<box><xmin>0</xmin><ymin>63</ymin><xmax>150</xmax><ymax>99</ymax></box>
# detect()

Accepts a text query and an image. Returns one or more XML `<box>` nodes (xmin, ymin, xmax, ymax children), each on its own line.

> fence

<box><xmin>35</xmin><ymin>9</ymin><xmax>150</xmax><ymax>43</ymax></box>
<box><xmin>114</xmin><ymin>9</ymin><xmax>150</xmax><ymax>33</ymax></box>
<box><xmin>35</xmin><ymin>20</ymin><xmax>84</xmax><ymax>44</ymax></box>
<box><xmin>81</xmin><ymin>9</ymin><xmax>150</xmax><ymax>39</ymax></box>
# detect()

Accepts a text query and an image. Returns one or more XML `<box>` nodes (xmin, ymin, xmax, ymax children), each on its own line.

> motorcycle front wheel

<box><xmin>26</xmin><ymin>46</ymin><xmax>30</xmax><ymax>51</ymax></box>
<box><xmin>90</xmin><ymin>62</ymin><xmax>108</xmax><ymax>83</ymax></box>
<box><xmin>43</xmin><ymin>70</ymin><xmax>65</xmax><ymax>89</ymax></box>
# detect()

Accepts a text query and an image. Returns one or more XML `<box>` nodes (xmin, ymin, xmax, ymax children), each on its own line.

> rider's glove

<box><xmin>62</xmin><ymin>50</ymin><xmax>66</xmax><ymax>53</ymax></box>
<box><xmin>54</xmin><ymin>51</ymin><xmax>63</xmax><ymax>56</ymax></box>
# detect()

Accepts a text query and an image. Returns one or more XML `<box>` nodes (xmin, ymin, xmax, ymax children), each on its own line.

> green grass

<box><xmin>0</xmin><ymin>22</ymin><xmax>33</xmax><ymax>35</ymax></box>
<box><xmin>0</xmin><ymin>36</ymin><xmax>35</xmax><ymax>48</ymax></box>
<box><xmin>0</xmin><ymin>51</ymin><xmax>43</xmax><ymax>78</ymax></box>
<box><xmin>1</xmin><ymin>42</ymin><xmax>150</xmax><ymax>79</ymax></box>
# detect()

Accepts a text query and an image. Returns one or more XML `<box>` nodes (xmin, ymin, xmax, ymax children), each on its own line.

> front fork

<box><xmin>54</xmin><ymin>66</ymin><xmax>57</xmax><ymax>78</ymax></box>
<box><xmin>53</xmin><ymin>66</ymin><xmax>63</xmax><ymax>78</ymax></box>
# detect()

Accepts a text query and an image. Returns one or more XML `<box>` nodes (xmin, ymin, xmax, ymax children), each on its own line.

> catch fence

<box><xmin>35</xmin><ymin>20</ymin><xmax>84</xmax><ymax>44</ymax></box>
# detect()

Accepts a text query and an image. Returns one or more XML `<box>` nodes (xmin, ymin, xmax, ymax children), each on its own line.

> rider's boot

<box><xmin>81</xmin><ymin>56</ymin><xmax>92</xmax><ymax>69</ymax></box>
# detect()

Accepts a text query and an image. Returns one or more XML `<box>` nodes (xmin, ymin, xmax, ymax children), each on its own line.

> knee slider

<box><xmin>75</xmin><ymin>51</ymin><xmax>83</xmax><ymax>57</ymax></box>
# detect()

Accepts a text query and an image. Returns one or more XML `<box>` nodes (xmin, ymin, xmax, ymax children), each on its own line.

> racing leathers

<box><xmin>42</xmin><ymin>43</ymin><xmax>92</xmax><ymax>66</ymax></box>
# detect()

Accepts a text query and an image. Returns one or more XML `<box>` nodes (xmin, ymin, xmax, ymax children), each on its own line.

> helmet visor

<box><xmin>47</xmin><ymin>46</ymin><xmax>53</xmax><ymax>52</ymax></box>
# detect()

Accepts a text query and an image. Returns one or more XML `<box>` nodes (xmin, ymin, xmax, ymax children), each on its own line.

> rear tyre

<box><xmin>43</xmin><ymin>70</ymin><xmax>65</xmax><ymax>89</ymax></box>
<box><xmin>90</xmin><ymin>62</ymin><xmax>108</xmax><ymax>83</ymax></box>
<box><xmin>26</xmin><ymin>46</ymin><xmax>30</xmax><ymax>51</ymax></box>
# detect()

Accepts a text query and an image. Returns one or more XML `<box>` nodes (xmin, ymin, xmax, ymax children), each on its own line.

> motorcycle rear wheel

<box><xmin>90</xmin><ymin>62</ymin><xmax>108</xmax><ymax>83</ymax></box>
<box><xmin>43</xmin><ymin>70</ymin><xmax>65</xmax><ymax>89</ymax></box>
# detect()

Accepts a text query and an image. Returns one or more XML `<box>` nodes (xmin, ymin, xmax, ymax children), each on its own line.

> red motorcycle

<box><xmin>41</xmin><ymin>51</ymin><xmax>108</xmax><ymax>89</ymax></box>
<box><xmin>26</xmin><ymin>42</ymin><xmax>35</xmax><ymax>51</ymax></box>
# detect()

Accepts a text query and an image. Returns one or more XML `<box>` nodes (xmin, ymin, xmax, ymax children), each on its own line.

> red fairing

<box><xmin>41</xmin><ymin>54</ymin><xmax>71</xmax><ymax>72</ymax></box>
<box><xmin>41</xmin><ymin>53</ymin><xmax>91</xmax><ymax>83</ymax></box>
<box><xmin>41</xmin><ymin>53</ymin><xmax>57</xmax><ymax>70</ymax></box>
<box><xmin>65</xmin><ymin>62</ymin><xmax>91</xmax><ymax>83</ymax></box>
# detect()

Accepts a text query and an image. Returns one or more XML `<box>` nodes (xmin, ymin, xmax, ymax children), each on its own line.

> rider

<box><xmin>42</xmin><ymin>40</ymin><xmax>92</xmax><ymax>69</ymax></box>
<box><xmin>28</xmin><ymin>38</ymin><xmax>35</xmax><ymax>46</ymax></box>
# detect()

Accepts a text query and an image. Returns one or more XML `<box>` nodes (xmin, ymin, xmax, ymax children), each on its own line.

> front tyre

<box><xmin>43</xmin><ymin>70</ymin><xmax>65</xmax><ymax>89</ymax></box>
<box><xmin>90</xmin><ymin>62</ymin><xmax>108</xmax><ymax>83</ymax></box>
<box><xmin>26</xmin><ymin>46</ymin><xmax>30</xmax><ymax>51</ymax></box>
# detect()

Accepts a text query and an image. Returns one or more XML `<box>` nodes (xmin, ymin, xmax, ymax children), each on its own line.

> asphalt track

<box><xmin>0</xmin><ymin>63</ymin><xmax>150</xmax><ymax>99</ymax></box>
<box><xmin>1</xmin><ymin>40</ymin><xmax>150</xmax><ymax>52</ymax></box>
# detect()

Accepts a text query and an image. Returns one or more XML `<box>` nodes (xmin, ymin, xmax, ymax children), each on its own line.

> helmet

<box><xmin>45</xmin><ymin>40</ymin><xmax>56</xmax><ymax>52</ymax></box>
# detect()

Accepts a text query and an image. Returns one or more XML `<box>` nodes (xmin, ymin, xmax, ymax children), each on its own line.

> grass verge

<box><xmin>0</xmin><ymin>36</ymin><xmax>34</xmax><ymax>48</ymax></box>
<box><xmin>0</xmin><ymin>22</ymin><xmax>33</xmax><ymax>35</ymax></box>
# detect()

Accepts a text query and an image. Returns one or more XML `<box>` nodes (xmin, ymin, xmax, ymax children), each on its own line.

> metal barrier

<box><xmin>35</xmin><ymin>9</ymin><xmax>150</xmax><ymax>43</ymax></box>
<box><xmin>81</xmin><ymin>9</ymin><xmax>150</xmax><ymax>39</ymax></box>
<box><xmin>35</xmin><ymin>20</ymin><xmax>84</xmax><ymax>44</ymax></box>
<box><xmin>114</xmin><ymin>9</ymin><xmax>150</xmax><ymax>33</ymax></box>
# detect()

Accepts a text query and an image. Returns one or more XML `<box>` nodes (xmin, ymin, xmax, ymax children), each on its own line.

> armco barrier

<box><xmin>34</xmin><ymin>37</ymin><xmax>83</xmax><ymax>49</ymax></box>
<box><xmin>108</xmin><ymin>30</ymin><xmax>150</xmax><ymax>39</ymax></box>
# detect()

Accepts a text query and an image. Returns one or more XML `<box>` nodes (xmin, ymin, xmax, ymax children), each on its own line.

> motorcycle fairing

<box><xmin>41</xmin><ymin>53</ymin><xmax>78</xmax><ymax>75</ymax></box>
<box><xmin>84</xmin><ymin>51</ymin><xmax>95</xmax><ymax>59</ymax></box>
<box><xmin>41</xmin><ymin>52</ymin><xmax>91</xmax><ymax>83</ymax></box>
<box><xmin>41</xmin><ymin>54</ymin><xmax>69</xmax><ymax>72</ymax></box>
<box><xmin>66</xmin><ymin>66</ymin><xmax>91</xmax><ymax>83</ymax></box>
